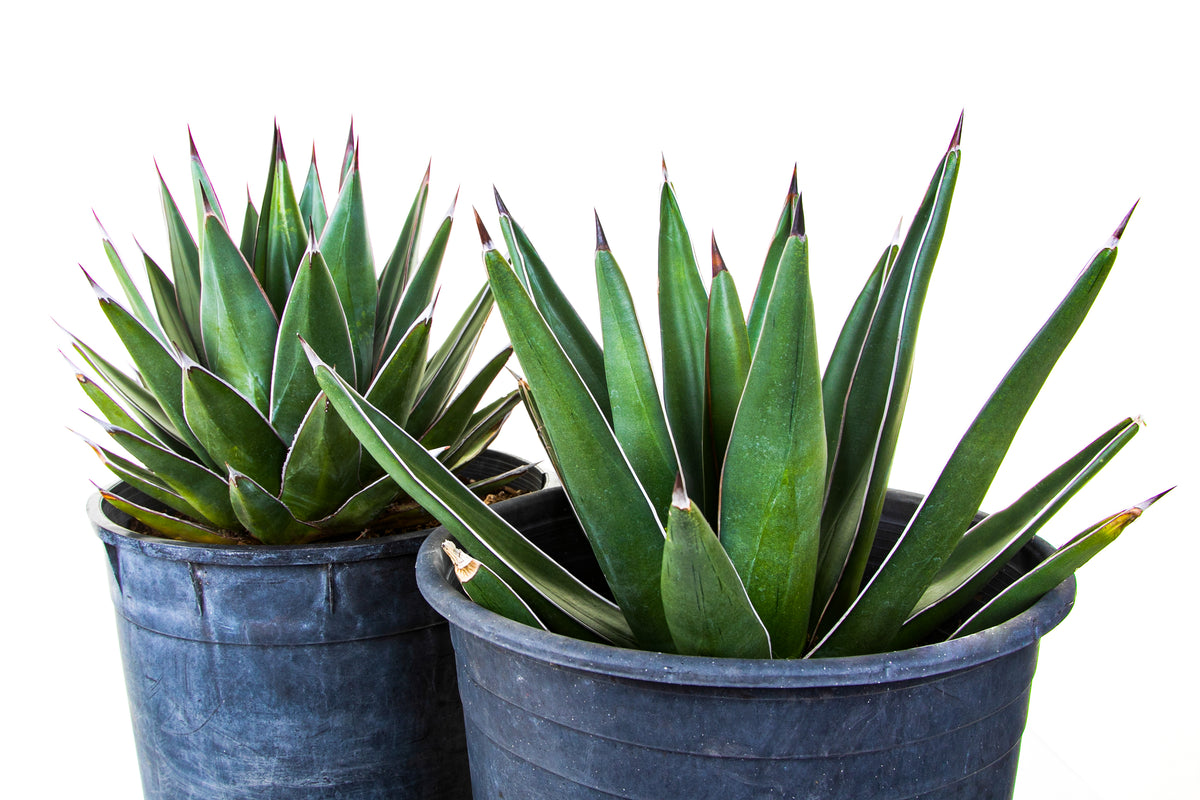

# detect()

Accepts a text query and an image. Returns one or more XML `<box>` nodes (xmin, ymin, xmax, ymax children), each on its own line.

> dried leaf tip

<box><xmin>594</xmin><ymin>211</ymin><xmax>610</xmax><ymax>252</ymax></box>
<box><xmin>187</xmin><ymin>126</ymin><xmax>199</xmax><ymax>158</ymax></box>
<box><xmin>422</xmin><ymin>157</ymin><xmax>431</xmax><ymax>184</ymax></box>
<box><xmin>473</xmin><ymin>208</ymin><xmax>494</xmax><ymax>249</ymax></box>
<box><xmin>273</xmin><ymin>121</ymin><xmax>286</xmax><ymax>161</ymax></box>
<box><xmin>445</xmin><ymin>186</ymin><xmax>460</xmax><ymax>219</ymax></box>
<box><xmin>493</xmin><ymin>186</ymin><xmax>510</xmax><ymax>218</ymax></box>
<box><xmin>91</xmin><ymin>210</ymin><xmax>112</xmax><ymax>241</ymax></box>
<box><xmin>442</xmin><ymin>540</ymin><xmax>480</xmax><ymax>582</ymax></box>
<box><xmin>671</xmin><ymin>472</ymin><xmax>689</xmax><ymax>510</ymax></box>
<box><xmin>1112</xmin><ymin>200</ymin><xmax>1139</xmax><ymax>243</ymax></box>
<box><xmin>790</xmin><ymin>192</ymin><xmax>806</xmax><ymax>238</ymax></box>
<box><xmin>891</xmin><ymin>218</ymin><xmax>903</xmax><ymax>248</ymax></box>
<box><xmin>661</xmin><ymin>153</ymin><xmax>669</xmax><ymax>183</ymax></box>
<box><xmin>948</xmin><ymin>110</ymin><xmax>964</xmax><ymax>153</ymax></box>
<box><xmin>711</xmin><ymin>233</ymin><xmax>727</xmax><ymax>277</ymax></box>
<box><xmin>787</xmin><ymin>165</ymin><xmax>798</xmax><ymax>199</ymax></box>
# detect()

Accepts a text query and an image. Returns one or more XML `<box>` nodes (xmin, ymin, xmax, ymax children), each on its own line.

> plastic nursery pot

<box><xmin>89</xmin><ymin>450</ymin><xmax>544</xmax><ymax>800</ymax></box>
<box><xmin>416</xmin><ymin>487</ymin><xmax>1076</xmax><ymax>800</ymax></box>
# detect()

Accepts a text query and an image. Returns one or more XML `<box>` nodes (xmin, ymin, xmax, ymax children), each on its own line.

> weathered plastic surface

<box><xmin>416</xmin><ymin>487</ymin><xmax>1076</xmax><ymax>800</ymax></box>
<box><xmin>90</xmin><ymin>451</ymin><xmax>544</xmax><ymax>800</ymax></box>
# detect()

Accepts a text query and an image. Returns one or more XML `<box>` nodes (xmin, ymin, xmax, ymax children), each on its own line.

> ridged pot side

<box><xmin>91</xmin><ymin>450</ymin><xmax>544</xmax><ymax>800</ymax></box>
<box><xmin>416</xmin><ymin>487</ymin><xmax>1076</xmax><ymax>800</ymax></box>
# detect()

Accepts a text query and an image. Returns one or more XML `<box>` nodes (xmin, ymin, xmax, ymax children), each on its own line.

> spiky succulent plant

<box><xmin>69</xmin><ymin>125</ymin><xmax>521</xmax><ymax>545</ymax></box>
<box><xmin>309</xmin><ymin>116</ymin><xmax>1169</xmax><ymax>657</ymax></box>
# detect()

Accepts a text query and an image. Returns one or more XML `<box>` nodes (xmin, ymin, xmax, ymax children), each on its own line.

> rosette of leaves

<box><xmin>67</xmin><ymin>125</ymin><xmax>521</xmax><ymax>545</ymax></box>
<box><xmin>307</xmin><ymin>115</ymin><xmax>1169</xmax><ymax>657</ymax></box>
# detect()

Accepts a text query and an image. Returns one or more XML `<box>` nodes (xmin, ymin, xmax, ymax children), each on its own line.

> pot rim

<box><xmin>89</xmin><ymin>449</ymin><xmax>545</xmax><ymax>567</ymax></box>
<box><xmin>415</xmin><ymin>494</ymin><xmax>1077</xmax><ymax>689</ymax></box>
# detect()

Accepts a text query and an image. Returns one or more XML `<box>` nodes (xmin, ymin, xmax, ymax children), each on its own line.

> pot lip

<box><xmin>89</xmin><ymin>449</ymin><xmax>545</xmax><ymax>567</ymax></box>
<box><xmin>415</xmin><ymin>497</ymin><xmax>1077</xmax><ymax>689</ymax></box>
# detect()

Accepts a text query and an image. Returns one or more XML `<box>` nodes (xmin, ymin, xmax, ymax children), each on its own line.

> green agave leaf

<box><xmin>662</xmin><ymin>479</ymin><xmax>771</xmax><ymax>658</ymax></box>
<box><xmin>495</xmin><ymin>191</ymin><xmax>610</xmax><ymax>421</ymax></box>
<box><xmin>140</xmin><ymin>245</ymin><xmax>200</xmax><ymax>360</ymax></box>
<box><xmin>706</xmin><ymin>236</ymin><xmax>752</xmax><ymax>472</ymax></box>
<box><xmin>378</xmin><ymin>200</ymin><xmax>452</xmax><ymax>365</ymax></box>
<box><xmin>719</xmin><ymin>221</ymin><xmax>825</xmax><ymax>658</ymax></box>
<box><xmin>238</xmin><ymin>189</ymin><xmax>259</xmax><ymax>265</ymax></box>
<box><xmin>746</xmin><ymin>168</ymin><xmax>799</xmax><ymax>350</ymax></box>
<box><xmin>199</xmin><ymin>210</ymin><xmax>279</xmax><ymax>413</ymax></box>
<box><xmin>364</xmin><ymin>312</ymin><xmax>431</xmax><ymax>429</ymax></box>
<box><xmin>66</xmin><ymin>336</ymin><xmax>182</xmax><ymax>451</ymax></box>
<box><xmin>279</xmin><ymin>393</ymin><xmax>362</xmax><ymax>522</ymax></box>
<box><xmin>895</xmin><ymin>417</ymin><xmax>1140</xmax><ymax>646</ymax></box>
<box><xmin>443</xmin><ymin>539</ymin><xmax>548</xmax><ymax>631</ymax></box>
<box><xmin>319</xmin><ymin>148</ymin><xmax>377</xmax><ymax>388</ymax></box>
<box><xmin>99</xmin><ymin>488</ymin><xmax>243</xmax><ymax>544</ymax></box>
<box><xmin>182</xmin><ymin>362</ymin><xmax>287</xmax><ymax>495</ymax></box>
<box><xmin>595</xmin><ymin>215</ymin><xmax>677</xmax><ymax>521</ymax></box>
<box><xmin>98</xmin><ymin>421</ymin><xmax>239</xmax><ymax>530</ymax></box>
<box><xmin>407</xmin><ymin>284</ymin><xmax>493</xmax><ymax>436</ymax></box>
<box><xmin>158</xmin><ymin>166</ymin><xmax>203</xmax><ymax>349</ymax></box>
<box><xmin>338</xmin><ymin>122</ymin><xmax>355</xmax><ymax>190</ymax></box>
<box><xmin>950</xmin><ymin>489</ymin><xmax>1170</xmax><ymax>639</ymax></box>
<box><xmin>254</xmin><ymin>126</ymin><xmax>309</xmax><ymax>313</ymax></box>
<box><xmin>515</xmin><ymin>376</ymin><xmax>561</xmax><ymax>477</ymax></box>
<box><xmin>439</xmin><ymin>390</ymin><xmax>521</xmax><ymax>472</ymax></box>
<box><xmin>95</xmin><ymin>216</ymin><xmax>167</xmax><ymax>345</ymax></box>
<box><xmin>229</xmin><ymin>469</ymin><xmax>320</xmax><ymax>545</ymax></box>
<box><xmin>298</xmin><ymin>145</ymin><xmax>328</xmax><ymax>239</ymax></box>
<box><xmin>658</xmin><ymin>168</ymin><xmax>714</xmax><ymax>518</ymax></box>
<box><xmin>483</xmin><ymin>237</ymin><xmax>672</xmax><ymax>651</ymax></box>
<box><xmin>271</xmin><ymin>248</ymin><xmax>356</xmax><ymax>442</ymax></box>
<box><xmin>376</xmin><ymin>164</ymin><xmax>430</xmax><ymax>341</ymax></box>
<box><xmin>72</xmin><ymin>367</ymin><xmax>162</xmax><ymax>447</ymax></box>
<box><xmin>309</xmin><ymin>347</ymin><xmax>634</xmax><ymax>646</ymax></box>
<box><xmin>84</xmin><ymin>273</ymin><xmax>213</xmax><ymax>467</ymax></box>
<box><xmin>810</xmin><ymin>125</ymin><xmax>963</xmax><ymax>641</ymax></box>
<box><xmin>815</xmin><ymin>199</ymin><xmax>1131</xmax><ymax>658</ymax></box>
<box><xmin>79</xmin><ymin>432</ymin><xmax>205</xmax><ymax>522</ymax></box>
<box><xmin>189</xmin><ymin>130</ymin><xmax>226</xmax><ymax>231</ymax></box>
<box><xmin>421</xmin><ymin>347</ymin><xmax>513</xmax><ymax>449</ymax></box>
<box><xmin>309</xmin><ymin>474</ymin><xmax>399</xmax><ymax>534</ymax></box>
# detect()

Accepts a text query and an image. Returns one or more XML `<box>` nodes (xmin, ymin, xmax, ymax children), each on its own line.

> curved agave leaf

<box><xmin>705</xmin><ymin>236</ymin><xmax>751</xmax><ymax>472</ymax></box>
<box><xmin>189</xmin><ymin>131</ymin><xmax>226</xmax><ymax>230</ymax></box>
<box><xmin>815</xmin><ymin>202</ymin><xmax>1131</xmax><ymax>658</ymax></box>
<box><xmin>658</xmin><ymin>169</ymin><xmax>713</xmax><ymax>517</ymax></box>
<box><xmin>279</xmin><ymin>393</ymin><xmax>362</xmax><ymax>522</ymax></box>
<box><xmin>376</xmin><ymin>164</ymin><xmax>430</xmax><ymax>340</ymax></box>
<box><xmin>78</xmin><ymin>432</ymin><xmax>205</xmax><ymax>523</ymax></box>
<box><xmin>595</xmin><ymin>216</ymin><xmax>677</xmax><ymax>520</ymax></box>
<box><xmin>746</xmin><ymin>168</ymin><xmax>798</xmax><ymax>350</ymax></box>
<box><xmin>99</xmin><ymin>488</ymin><xmax>242</xmax><ymax>544</ymax></box>
<box><xmin>199</xmin><ymin>210</ymin><xmax>278</xmax><ymax>413</ymax></box>
<box><xmin>662</xmin><ymin>478</ymin><xmax>770</xmax><ymax>658</ymax></box>
<box><xmin>496</xmin><ymin>190</ymin><xmax>610</xmax><ymax>421</ymax></box>
<box><xmin>483</xmin><ymin>235</ymin><xmax>672</xmax><ymax>651</ymax></box>
<box><xmin>95</xmin><ymin>217</ymin><xmax>167</xmax><ymax>345</ymax></box>
<box><xmin>309</xmin><ymin>474</ymin><xmax>400</xmax><ymax>534</ymax></box>
<box><xmin>421</xmin><ymin>347</ymin><xmax>513</xmax><ymax>449</ymax></box>
<box><xmin>378</xmin><ymin>196</ymin><xmax>452</xmax><ymax>365</ymax></box>
<box><xmin>320</xmin><ymin>149</ymin><xmax>376</xmax><ymax>388</ymax></box>
<box><xmin>439</xmin><ymin>390</ymin><xmax>521</xmax><ymax>471</ymax></box>
<box><xmin>298</xmin><ymin>146</ymin><xmax>328</xmax><ymax>239</ymax></box>
<box><xmin>309</xmin><ymin>346</ymin><xmax>634</xmax><ymax>645</ymax></box>
<box><xmin>140</xmin><ymin>245</ymin><xmax>200</xmax><ymax>360</ymax></box>
<box><xmin>72</xmin><ymin>366</ymin><xmax>162</xmax><ymax>448</ymax></box>
<box><xmin>238</xmin><ymin>189</ymin><xmax>258</xmax><ymax>264</ymax></box>
<box><xmin>254</xmin><ymin>126</ymin><xmax>308</xmax><ymax>312</ymax></box>
<box><xmin>407</xmin><ymin>284</ymin><xmax>493</xmax><ymax>436</ymax></box>
<box><xmin>229</xmin><ymin>469</ymin><xmax>321</xmax><ymax>545</ymax></box>
<box><xmin>719</xmin><ymin>216</ymin><xmax>825</xmax><ymax>658</ymax></box>
<box><xmin>896</xmin><ymin>417</ymin><xmax>1140</xmax><ymax>646</ymax></box>
<box><xmin>950</xmin><ymin>489</ymin><xmax>1170</xmax><ymax>639</ymax></box>
<box><xmin>271</xmin><ymin>248</ymin><xmax>355</xmax><ymax>441</ymax></box>
<box><xmin>158</xmin><ymin>169</ymin><xmax>203</xmax><ymax>348</ymax></box>
<box><xmin>181</xmin><ymin>363</ymin><xmax>287</xmax><ymax>496</ymax></box>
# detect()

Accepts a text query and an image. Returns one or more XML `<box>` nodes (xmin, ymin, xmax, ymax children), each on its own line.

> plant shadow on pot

<box><xmin>417</xmin><ymin>486</ymin><xmax>1075</xmax><ymax>800</ymax></box>
<box><xmin>90</xmin><ymin>450</ymin><xmax>544</xmax><ymax>800</ymax></box>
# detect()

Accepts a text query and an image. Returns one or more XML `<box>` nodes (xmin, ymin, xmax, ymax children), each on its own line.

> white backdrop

<box><xmin>4</xmin><ymin>1</ymin><xmax>1195</xmax><ymax>797</ymax></box>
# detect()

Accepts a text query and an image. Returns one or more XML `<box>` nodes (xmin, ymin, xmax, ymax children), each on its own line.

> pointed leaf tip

<box><xmin>493</xmin><ymin>186</ymin><xmax>510</xmax><ymax>217</ymax></box>
<box><xmin>92</xmin><ymin>210</ymin><xmax>112</xmax><ymax>241</ymax></box>
<box><xmin>790</xmin><ymin>193</ymin><xmax>806</xmax><ymax>237</ymax></box>
<box><xmin>594</xmin><ymin>211</ymin><xmax>609</xmax><ymax>251</ymax></box>
<box><xmin>661</xmin><ymin>153</ymin><xmax>669</xmax><ymax>182</ymax></box>
<box><xmin>446</xmin><ymin>186</ymin><xmax>460</xmax><ymax>219</ymax></box>
<box><xmin>787</xmin><ymin>165</ymin><xmax>798</xmax><ymax>198</ymax></box>
<box><xmin>711</xmin><ymin>233</ymin><xmax>727</xmax><ymax>276</ymax></box>
<box><xmin>188</xmin><ymin>126</ymin><xmax>199</xmax><ymax>157</ymax></box>
<box><xmin>1136</xmin><ymin>486</ymin><xmax>1174</xmax><ymax>512</ymax></box>
<box><xmin>948</xmin><ymin>111</ymin><xmax>964</xmax><ymax>152</ymax></box>
<box><xmin>671</xmin><ymin>472</ymin><xmax>688</xmax><ymax>510</ymax></box>
<box><xmin>473</xmin><ymin>209</ymin><xmax>493</xmax><ymax>249</ymax></box>
<box><xmin>1113</xmin><ymin>200</ymin><xmax>1139</xmax><ymax>242</ymax></box>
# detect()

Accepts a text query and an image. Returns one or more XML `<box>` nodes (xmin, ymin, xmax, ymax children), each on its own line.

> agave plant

<box><xmin>308</xmin><ymin>115</ymin><xmax>1169</xmax><ymax>657</ymax></box>
<box><xmin>67</xmin><ymin>125</ymin><xmax>522</xmax><ymax>545</ymax></box>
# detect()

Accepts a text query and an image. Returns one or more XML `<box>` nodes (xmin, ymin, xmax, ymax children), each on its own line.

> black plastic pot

<box><xmin>416</xmin><ymin>487</ymin><xmax>1076</xmax><ymax>800</ymax></box>
<box><xmin>90</xmin><ymin>450</ymin><xmax>544</xmax><ymax>800</ymax></box>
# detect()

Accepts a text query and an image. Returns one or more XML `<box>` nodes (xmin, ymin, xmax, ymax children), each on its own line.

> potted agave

<box><xmin>67</xmin><ymin>125</ymin><xmax>542</xmax><ymax>800</ymax></box>
<box><xmin>308</xmin><ymin>116</ymin><xmax>1169</xmax><ymax>799</ymax></box>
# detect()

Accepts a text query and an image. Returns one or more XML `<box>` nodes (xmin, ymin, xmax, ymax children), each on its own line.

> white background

<box><xmin>3</xmin><ymin>1</ymin><xmax>1196</xmax><ymax>797</ymax></box>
